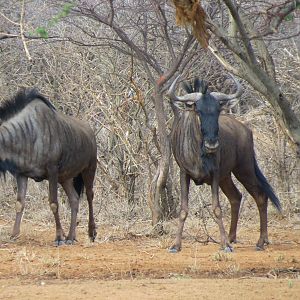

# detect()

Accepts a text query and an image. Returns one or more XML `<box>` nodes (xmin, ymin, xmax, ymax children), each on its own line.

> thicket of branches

<box><xmin>0</xmin><ymin>0</ymin><xmax>299</xmax><ymax>234</ymax></box>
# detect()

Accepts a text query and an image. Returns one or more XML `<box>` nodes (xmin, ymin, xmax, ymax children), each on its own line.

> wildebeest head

<box><xmin>167</xmin><ymin>75</ymin><xmax>243</xmax><ymax>154</ymax></box>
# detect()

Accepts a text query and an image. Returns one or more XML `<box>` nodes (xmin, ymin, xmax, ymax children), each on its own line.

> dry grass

<box><xmin>0</xmin><ymin>61</ymin><xmax>298</xmax><ymax>238</ymax></box>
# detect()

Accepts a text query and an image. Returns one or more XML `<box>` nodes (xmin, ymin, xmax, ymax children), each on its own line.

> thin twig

<box><xmin>20</xmin><ymin>0</ymin><xmax>32</xmax><ymax>61</ymax></box>
<box><xmin>0</xmin><ymin>11</ymin><xmax>19</xmax><ymax>26</ymax></box>
<box><xmin>208</xmin><ymin>44</ymin><xmax>239</xmax><ymax>75</ymax></box>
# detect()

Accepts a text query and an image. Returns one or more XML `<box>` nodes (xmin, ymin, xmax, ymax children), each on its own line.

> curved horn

<box><xmin>167</xmin><ymin>75</ymin><xmax>202</xmax><ymax>103</ymax></box>
<box><xmin>174</xmin><ymin>93</ymin><xmax>202</xmax><ymax>102</ymax></box>
<box><xmin>210</xmin><ymin>74</ymin><xmax>243</xmax><ymax>102</ymax></box>
<box><xmin>167</xmin><ymin>75</ymin><xmax>181</xmax><ymax>102</ymax></box>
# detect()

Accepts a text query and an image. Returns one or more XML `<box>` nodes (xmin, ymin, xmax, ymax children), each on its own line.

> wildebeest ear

<box><xmin>194</xmin><ymin>78</ymin><xmax>201</xmax><ymax>92</ymax></box>
<box><xmin>182</xmin><ymin>82</ymin><xmax>193</xmax><ymax>94</ymax></box>
<box><xmin>201</xmin><ymin>81</ymin><xmax>208</xmax><ymax>94</ymax></box>
<box><xmin>219</xmin><ymin>98</ymin><xmax>239</xmax><ymax>111</ymax></box>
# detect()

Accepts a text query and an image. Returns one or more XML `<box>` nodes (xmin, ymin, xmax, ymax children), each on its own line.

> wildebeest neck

<box><xmin>171</xmin><ymin>111</ymin><xmax>218</xmax><ymax>183</ymax></box>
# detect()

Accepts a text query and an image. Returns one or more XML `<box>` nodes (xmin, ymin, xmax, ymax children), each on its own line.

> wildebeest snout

<box><xmin>204</xmin><ymin>139</ymin><xmax>219</xmax><ymax>153</ymax></box>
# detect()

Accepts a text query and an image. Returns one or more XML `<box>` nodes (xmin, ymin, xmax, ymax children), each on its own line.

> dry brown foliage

<box><xmin>172</xmin><ymin>0</ymin><xmax>210</xmax><ymax>47</ymax></box>
<box><xmin>0</xmin><ymin>0</ymin><xmax>299</xmax><ymax>236</ymax></box>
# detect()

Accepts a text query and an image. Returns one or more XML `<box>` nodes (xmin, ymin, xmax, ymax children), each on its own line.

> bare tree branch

<box><xmin>0</xmin><ymin>11</ymin><xmax>19</xmax><ymax>26</ymax></box>
<box><xmin>266</xmin><ymin>0</ymin><xmax>300</xmax><ymax>34</ymax></box>
<box><xmin>20</xmin><ymin>0</ymin><xmax>32</xmax><ymax>61</ymax></box>
<box><xmin>223</xmin><ymin>0</ymin><xmax>258</xmax><ymax>65</ymax></box>
<box><xmin>0</xmin><ymin>32</ymin><xmax>19</xmax><ymax>40</ymax></box>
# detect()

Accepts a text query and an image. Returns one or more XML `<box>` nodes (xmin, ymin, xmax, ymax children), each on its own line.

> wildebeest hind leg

<box><xmin>62</xmin><ymin>179</ymin><xmax>80</xmax><ymax>244</ymax></box>
<box><xmin>11</xmin><ymin>175</ymin><xmax>28</xmax><ymax>240</ymax></box>
<box><xmin>48</xmin><ymin>166</ymin><xmax>65</xmax><ymax>245</ymax></box>
<box><xmin>235</xmin><ymin>172</ymin><xmax>269</xmax><ymax>250</ymax></box>
<box><xmin>220</xmin><ymin>176</ymin><xmax>242</xmax><ymax>243</ymax></box>
<box><xmin>82</xmin><ymin>168</ymin><xmax>97</xmax><ymax>242</ymax></box>
<box><xmin>249</xmin><ymin>190</ymin><xmax>269</xmax><ymax>250</ymax></box>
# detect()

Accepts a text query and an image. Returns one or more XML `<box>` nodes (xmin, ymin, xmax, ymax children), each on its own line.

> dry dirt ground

<box><xmin>0</xmin><ymin>221</ymin><xmax>299</xmax><ymax>299</ymax></box>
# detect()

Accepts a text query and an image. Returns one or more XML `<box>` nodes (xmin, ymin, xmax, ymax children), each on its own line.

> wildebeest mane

<box><xmin>200</xmin><ymin>151</ymin><xmax>217</xmax><ymax>177</ymax></box>
<box><xmin>182</xmin><ymin>78</ymin><xmax>211</xmax><ymax>96</ymax></box>
<box><xmin>182</xmin><ymin>78</ymin><xmax>203</xmax><ymax>94</ymax></box>
<box><xmin>0</xmin><ymin>89</ymin><xmax>56</xmax><ymax>122</ymax></box>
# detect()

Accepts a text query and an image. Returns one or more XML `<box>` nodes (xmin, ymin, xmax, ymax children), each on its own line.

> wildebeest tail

<box><xmin>0</xmin><ymin>159</ymin><xmax>18</xmax><ymax>178</ymax></box>
<box><xmin>254</xmin><ymin>158</ymin><xmax>282</xmax><ymax>212</ymax></box>
<box><xmin>73</xmin><ymin>173</ymin><xmax>84</xmax><ymax>197</ymax></box>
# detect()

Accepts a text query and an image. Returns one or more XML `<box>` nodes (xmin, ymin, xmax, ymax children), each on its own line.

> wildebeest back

<box><xmin>0</xmin><ymin>97</ymin><xmax>96</xmax><ymax>183</ymax></box>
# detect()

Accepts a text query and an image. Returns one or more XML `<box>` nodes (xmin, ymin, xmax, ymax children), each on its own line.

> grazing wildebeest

<box><xmin>167</xmin><ymin>75</ymin><xmax>281</xmax><ymax>253</ymax></box>
<box><xmin>0</xmin><ymin>89</ymin><xmax>97</xmax><ymax>244</ymax></box>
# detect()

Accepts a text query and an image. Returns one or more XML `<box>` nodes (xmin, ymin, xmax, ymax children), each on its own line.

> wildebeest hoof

<box><xmin>89</xmin><ymin>230</ymin><xmax>97</xmax><ymax>242</ymax></box>
<box><xmin>256</xmin><ymin>239</ymin><xmax>269</xmax><ymax>251</ymax></box>
<box><xmin>223</xmin><ymin>246</ymin><xmax>233</xmax><ymax>253</ymax></box>
<box><xmin>54</xmin><ymin>240</ymin><xmax>65</xmax><ymax>247</ymax></box>
<box><xmin>10</xmin><ymin>234</ymin><xmax>20</xmax><ymax>241</ymax></box>
<box><xmin>229</xmin><ymin>238</ymin><xmax>239</xmax><ymax>244</ymax></box>
<box><xmin>255</xmin><ymin>245</ymin><xmax>264</xmax><ymax>251</ymax></box>
<box><xmin>168</xmin><ymin>246</ymin><xmax>181</xmax><ymax>253</ymax></box>
<box><xmin>89</xmin><ymin>235</ymin><xmax>96</xmax><ymax>242</ymax></box>
<box><xmin>65</xmin><ymin>239</ymin><xmax>76</xmax><ymax>245</ymax></box>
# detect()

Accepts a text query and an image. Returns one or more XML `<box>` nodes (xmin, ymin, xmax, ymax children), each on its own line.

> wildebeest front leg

<box><xmin>48</xmin><ymin>166</ymin><xmax>65</xmax><ymax>245</ymax></box>
<box><xmin>169</xmin><ymin>171</ymin><xmax>190</xmax><ymax>253</ymax></box>
<box><xmin>11</xmin><ymin>175</ymin><xmax>28</xmax><ymax>239</ymax></box>
<box><xmin>61</xmin><ymin>179</ymin><xmax>79</xmax><ymax>244</ymax></box>
<box><xmin>211</xmin><ymin>174</ymin><xmax>232</xmax><ymax>252</ymax></box>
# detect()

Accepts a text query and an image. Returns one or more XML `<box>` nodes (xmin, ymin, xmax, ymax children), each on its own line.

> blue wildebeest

<box><xmin>0</xmin><ymin>89</ymin><xmax>97</xmax><ymax>244</ymax></box>
<box><xmin>167</xmin><ymin>75</ymin><xmax>281</xmax><ymax>253</ymax></box>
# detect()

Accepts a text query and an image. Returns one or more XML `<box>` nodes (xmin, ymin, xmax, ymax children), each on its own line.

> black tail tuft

<box><xmin>254</xmin><ymin>159</ymin><xmax>282</xmax><ymax>212</ymax></box>
<box><xmin>0</xmin><ymin>159</ymin><xmax>18</xmax><ymax>179</ymax></box>
<box><xmin>73</xmin><ymin>173</ymin><xmax>84</xmax><ymax>197</ymax></box>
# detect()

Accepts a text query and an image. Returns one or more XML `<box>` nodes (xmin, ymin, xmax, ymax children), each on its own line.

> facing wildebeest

<box><xmin>167</xmin><ymin>75</ymin><xmax>281</xmax><ymax>253</ymax></box>
<box><xmin>0</xmin><ymin>89</ymin><xmax>97</xmax><ymax>244</ymax></box>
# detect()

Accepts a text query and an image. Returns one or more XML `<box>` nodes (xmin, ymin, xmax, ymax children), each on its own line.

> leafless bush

<box><xmin>0</xmin><ymin>0</ymin><xmax>299</xmax><ymax>240</ymax></box>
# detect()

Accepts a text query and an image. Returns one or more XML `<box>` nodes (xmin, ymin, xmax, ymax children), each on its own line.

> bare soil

<box><xmin>0</xmin><ymin>221</ymin><xmax>299</xmax><ymax>299</ymax></box>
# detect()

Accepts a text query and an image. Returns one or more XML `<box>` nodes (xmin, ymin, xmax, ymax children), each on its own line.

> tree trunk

<box><xmin>126</xmin><ymin>164</ymin><xmax>137</xmax><ymax>217</ymax></box>
<box><xmin>148</xmin><ymin>87</ymin><xmax>173</xmax><ymax>233</ymax></box>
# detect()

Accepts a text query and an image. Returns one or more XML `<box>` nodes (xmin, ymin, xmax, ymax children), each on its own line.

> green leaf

<box><xmin>33</xmin><ymin>2</ymin><xmax>74</xmax><ymax>38</ymax></box>
<box><xmin>36</xmin><ymin>27</ymin><xmax>48</xmax><ymax>39</ymax></box>
<box><xmin>284</xmin><ymin>14</ymin><xmax>294</xmax><ymax>21</ymax></box>
<box><xmin>62</xmin><ymin>3</ymin><xmax>74</xmax><ymax>14</ymax></box>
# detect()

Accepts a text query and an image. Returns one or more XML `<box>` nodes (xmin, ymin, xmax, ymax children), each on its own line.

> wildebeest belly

<box><xmin>57</xmin><ymin>153</ymin><xmax>91</xmax><ymax>181</ymax></box>
<box><xmin>58</xmin><ymin>164</ymin><xmax>87</xmax><ymax>182</ymax></box>
<box><xmin>18</xmin><ymin>167</ymin><xmax>48</xmax><ymax>182</ymax></box>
